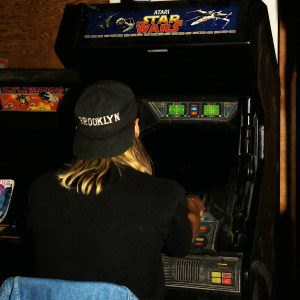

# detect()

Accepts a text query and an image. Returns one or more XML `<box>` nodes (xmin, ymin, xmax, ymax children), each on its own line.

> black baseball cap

<box><xmin>73</xmin><ymin>80</ymin><xmax>137</xmax><ymax>159</ymax></box>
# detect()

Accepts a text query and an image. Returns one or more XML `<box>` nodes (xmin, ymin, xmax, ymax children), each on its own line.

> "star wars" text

<box><xmin>136</xmin><ymin>14</ymin><xmax>183</xmax><ymax>34</ymax></box>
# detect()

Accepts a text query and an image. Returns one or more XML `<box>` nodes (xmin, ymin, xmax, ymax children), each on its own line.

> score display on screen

<box><xmin>168</xmin><ymin>104</ymin><xmax>185</xmax><ymax>116</ymax></box>
<box><xmin>203</xmin><ymin>104</ymin><xmax>220</xmax><ymax>116</ymax></box>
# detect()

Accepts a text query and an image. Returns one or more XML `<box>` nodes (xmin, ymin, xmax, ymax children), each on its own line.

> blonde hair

<box><xmin>57</xmin><ymin>138</ymin><xmax>153</xmax><ymax>195</ymax></box>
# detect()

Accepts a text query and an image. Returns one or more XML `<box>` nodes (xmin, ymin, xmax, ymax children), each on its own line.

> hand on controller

<box><xmin>187</xmin><ymin>195</ymin><xmax>205</xmax><ymax>243</ymax></box>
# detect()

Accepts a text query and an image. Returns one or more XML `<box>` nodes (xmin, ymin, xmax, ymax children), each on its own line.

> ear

<box><xmin>135</xmin><ymin>118</ymin><xmax>140</xmax><ymax>138</ymax></box>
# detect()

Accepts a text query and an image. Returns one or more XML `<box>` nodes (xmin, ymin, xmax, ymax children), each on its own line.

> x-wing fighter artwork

<box><xmin>187</xmin><ymin>9</ymin><xmax>232</xmax><ymax>29</ymax></box>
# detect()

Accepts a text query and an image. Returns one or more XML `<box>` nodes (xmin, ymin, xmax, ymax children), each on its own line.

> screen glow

<box><xmin>203</xmin><ymin>104</ymin><xmax>220</xmax><ymax>116</ymax></box>
<box><xmin>168</xmin><ymin>104</ymin><xmax>185</xmax><ymax>116</ymax></box>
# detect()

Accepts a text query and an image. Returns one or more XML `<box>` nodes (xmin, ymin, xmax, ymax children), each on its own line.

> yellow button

<box><xmin>196</xmin><ymin>237</ymin><xmax>205</xmax><ymax>242</ymax></box>
<box><xmin>211</xmin><ymin>272</ymin><xmax>222</xmax><ymax>278</ymax></box>
<box><xmin>211</xmin><ymin>277</ymin><xmax>222</xmax><ymax>284</ymax></box>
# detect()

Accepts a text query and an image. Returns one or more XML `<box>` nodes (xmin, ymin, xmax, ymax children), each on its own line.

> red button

<box><xmin>222</xmin><ymin>279</ymin><xmax>232</xmax><ymax>285</ymax></box>
<box><xmin>200</xmin><ymin>226</ymin><xmax>207</xmax><ymax>231</ymax></box>
<box><xmin>194</xmin><ymin>242</ymin><xmax>204</xmax><ymax>246</ymax></box>
<box><xmin>222</xmin><ymin>273</ymin><xmax>232</xmax><ymax>279</ymax></box>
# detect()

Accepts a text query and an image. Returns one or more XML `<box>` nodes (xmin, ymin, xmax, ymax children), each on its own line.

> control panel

<box><xmin>190</xmin><ymin>212</ymin><xmax>219</xmax><ymax>254</ymax></box>
<box><xmin>146</xmin><ymin>100</ymin><xmax>238</xmax><ymax>121</ymax></box>
<box><xmin>163</xmin><ymin>254</ymin><xmax>241</xmax><ymax>293</ymax></box>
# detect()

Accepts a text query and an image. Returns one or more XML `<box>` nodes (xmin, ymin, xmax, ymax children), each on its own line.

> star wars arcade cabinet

<box><xmin>54</xmin><ymin>0</ymin><xmax>279</xmax><ymax>299</ymax></box>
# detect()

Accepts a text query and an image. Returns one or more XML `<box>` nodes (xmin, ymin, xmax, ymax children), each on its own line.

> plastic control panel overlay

<box><xmin>162</xmin><ymin>254</ymin><xmax>242</xmax><ymax>293</ymax></box>
<box><xmin>146</xmin><ymin>100</ymin><xmax>238</xmax><ymax>121</ymax></box>
<box><xmin>191</xmin><ymin>212</ymin><xmax>219</xmax><ymax>253</ymax></box>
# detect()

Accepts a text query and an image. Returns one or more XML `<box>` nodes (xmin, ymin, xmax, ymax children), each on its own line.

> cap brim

<box><xmin>73</xmin><ymin>123</ymin><xmax>135</xmax><ymax>160</ymax></box>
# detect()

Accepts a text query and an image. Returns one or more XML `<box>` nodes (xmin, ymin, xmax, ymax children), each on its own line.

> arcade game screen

<box><xmin>203</xmin><ymin>104</ymin><xmax>221</xmax><ymax>117</ymax></box>
<box><xmin>168</xmin><ymin>104</ymin><xmax>186</xmax><ymax>116</ymax></box>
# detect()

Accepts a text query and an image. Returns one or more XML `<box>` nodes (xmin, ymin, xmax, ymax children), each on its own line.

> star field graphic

<box><xmin>84</xmin><ymin>6</ymin><xmax>238</xmax><ymax>38</ymax></box>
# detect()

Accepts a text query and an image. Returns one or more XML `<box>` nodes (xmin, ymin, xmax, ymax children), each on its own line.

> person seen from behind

<box><xmin>28</xmin><ymin>80</ymin><xmax>205</xmax><ymax>300</ymax></box>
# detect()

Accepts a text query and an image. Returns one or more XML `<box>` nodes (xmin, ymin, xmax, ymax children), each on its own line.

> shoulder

<box><xmin>30</xmin><ymin>170</ymin><xmax>59</xmax><ymax>194</ymax></box>
<box><xmin>151</xmin><ymin>176</ymin><xmax>186</xmax><ymax>200</ymax></box>
<box><xmin>125</xmin><ymin>168</ymin><xmax>186</xmax><ymax>211</ymax></box>
<box><xmin>124</xmin><ymin>168</ymin><xmax>185</xmax><ymax>196</ymax></box>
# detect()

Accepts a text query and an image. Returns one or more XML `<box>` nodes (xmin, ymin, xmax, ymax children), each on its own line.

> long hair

<box><xmin>57</xmin><ymin>138</ymin><xmax>153</xmax><ymax>195</ymax></box>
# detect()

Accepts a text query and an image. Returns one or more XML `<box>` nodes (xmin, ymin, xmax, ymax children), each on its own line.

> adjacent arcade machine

<box><xmin>0</xmin><ymin>0</ymin><xmax>279</xmax><ymax>299</ymax></box>
<box><xmin>0</xmin><ymin>70</ymin><xmax>84</xmax><ymax>281</ymax></box>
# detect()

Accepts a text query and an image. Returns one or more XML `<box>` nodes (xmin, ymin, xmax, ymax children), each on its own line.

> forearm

<box><xmin>187</xmin><ymin>195</ymin><xmax>205</xmax><ymax>242</ymax></box>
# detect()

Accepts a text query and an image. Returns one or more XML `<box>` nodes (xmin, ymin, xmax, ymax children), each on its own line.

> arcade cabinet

<box><xmin>54</xmin><ymin>0</ymin><xmax>279</xmax><ymax>298</ymax></box>
<box><xmin>0</xmin><ymin>70</ymin><xmax>84</xmax><ymax>281</ymax></box>
<box><xmin>56</xmin><ymin>0</ymin><xmax>279</xmax><ymax>299</ymax></box>
<box><xmin>0</xmin><ymin>1</ymin><xmax>279</xmax><ymax>299</ymax></box>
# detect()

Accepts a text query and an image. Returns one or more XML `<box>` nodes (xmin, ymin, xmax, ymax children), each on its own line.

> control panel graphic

<box><xmin>163</xmin><ymin>255</ymin><xmax>241</xmax><ymax>293</ymax></box>
<box><xmin>146</xmin><ymin>100</ymin><xmax>238</xmax><ymax>121</ymax></box>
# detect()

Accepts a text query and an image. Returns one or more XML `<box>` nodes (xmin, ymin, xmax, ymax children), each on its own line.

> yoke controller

<box><xmin>162</xmin><ymin>196</ymin><xmax>242</xmax><ymax>293</ymax></box>
<box><xmin>189</xmin><ymin>192</ymin><xmax>220</xmax><ymax>253</ymax></box>
<box><xmin>190</xmin><ymin>212</ymin><xmax>219</xmax><ymax>254</ymax></box>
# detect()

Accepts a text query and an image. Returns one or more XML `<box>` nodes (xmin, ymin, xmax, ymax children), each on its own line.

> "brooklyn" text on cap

<box><xmin>78</xmin><ymin>112</ymin><xmax>120</xmax><ymax>127</ymax></box>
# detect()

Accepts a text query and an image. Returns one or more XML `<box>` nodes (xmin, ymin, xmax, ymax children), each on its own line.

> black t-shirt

<box><xmin>28</xmin><ymin>166</ymin><xmax>192</xmax><ymax>300</ymax></box>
